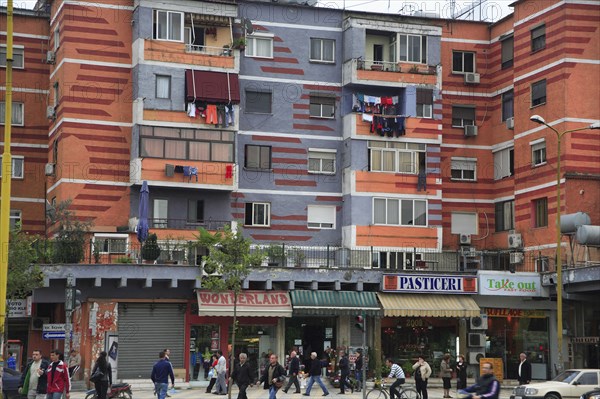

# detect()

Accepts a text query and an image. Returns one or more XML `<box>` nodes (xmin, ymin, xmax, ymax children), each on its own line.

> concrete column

<box><xmin>277</xmin><ymin>318</ymin><xmax>286</xmax><ymax>359</ymax></box>
<box><xmin>338</xmin><ymin>315</ymin><xmax>351</xmax><ymax>348</ymax></box>
<box><xmin>373</xmin><ymin>316</ymin><xmax>382</xmax><ymax>378</ymax></box>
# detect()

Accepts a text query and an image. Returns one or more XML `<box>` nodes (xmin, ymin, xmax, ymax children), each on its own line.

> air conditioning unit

<box><xmin>464</xmin><ymin>125</ymin><xmax>478</xmax><ymax>137</ymax></box>
<box><xmin>470</xmin><ymin>314</ymin><xmax>488</xmax><ymax>330</ymax></box>
<box><xmin>459</xmin><ymin>234</ymin><xmax>472</xmax><ymax>245</ymax></box>
<box><xmin>506</xmin><ymin>117</ymin><xmax>514</xmax><ymax>130</ymax></box>
<box><xmin>45</xmin><ymin>163</ymin><xmax>56</xmax><ymax>176</ymax></box>
<box><xmin>31</xmin><ymin>317</ymin><xmax>50</xmax><ymax>330</ymax></box>
<box><xmin>510</xmin><ymin>252</ymin><xmax>524</xmax><ymax>264</ymax></box>
<box><xmin>464</xmin><ymin>72</ymin><xmax>480</xmax><ymax>84</ymax></box>
<box><xmin>469</xmin><ymin>352</ymin><xmax>485</xmax><ymax>364</ymax></box>
<box><xmin>46</xmin><ymin>106</ymin><xmax>56</xmax><ymax>119</ymax></box>
<box><xmin>468</xmin><ymin>333</ymin><xmax>486</xmax><ymax>347</ymax></box>
<box><xmin>46</xmin><ymin>51</ymin><xmax>56</xmax><ymax>64</ymax></box>
<box><xmin>508</xmin><ymin>233</ymin><xmax>522</xmax><ymax>248</ymax></box>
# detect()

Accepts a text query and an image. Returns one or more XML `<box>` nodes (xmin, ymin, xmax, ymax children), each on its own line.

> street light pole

<box><xmin>529</xmin><ymin>115</ymin><xmax>600</xmax><ymax>372</ymax></box>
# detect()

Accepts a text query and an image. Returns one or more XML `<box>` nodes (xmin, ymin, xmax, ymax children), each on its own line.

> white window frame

<box><xmin>452</xmin><ymin>50</ymin><xmax>476</xmax><ymax>74</ymax></box>
<box><xmin>309</xmin><ymin>38</ymin><xmax>335</xmax><ymax>63</ymax></box>
<box><xmin>0</xmin><ymin>102</ymin><xmax>24</xmax><ymax>126</ymax></box>
<box><xmin>373</xmin><ymin>197</ymin><xmax>427</xmax><ymax>227</ymax></box>
<box><xmin>308</xmin><ymin>149</ymin><xmax>336</xmax><ymax>175</ymax></box>
<box><xmin>493</xmin><ymin>146</ymin><xmax>514</xmax><ymax>180</ymax></box>
<box><xmin>153</xmin><ymin>10</ymin><xmax>184</xmax><ymax>42</ymax></box>
<box><xmin>450</xmin><ymin>212</ymin><xmax>478</xmax><ymax>235</ymax></box>
<box><xmin>155</xmin><ymin>75</ymin><xmax>171</xmax><ymax>99</ymax></box>
<box><xmin>368</xmin><ymin>141</ymin><xmax>426</xmax><ymax>175</ymax></box>
<box><xmin>93</xmin><ymin>233</ymin><xmax>128</xmax><ymax>254</ymax></box>
<box><xmin>245</xmin><ymin>202</ymin><xmax>270</xmax><ymax>227</ymax></box>
<box><xmin>246</xmin><ymin>33</ymin><xmax>273</xmax><ymax>59</ymax></box>
<box><xmin>153</xmin><ymin>198</ymin><xmax>168</xmax><ymax>228</ymax></box>
<box><xmin>1</xmin><ymin>45</ymin><xmax>24</xmax><ymax>69</ymax></box>
<box><xmin>530</xmin><ymin>139</ymin><xmax>547</xmax><ymax>167</ymax></box>
<box><xmin>307</xmin><ymin>205</ymin><xmax>336</xmax><ymax>229</ymax></box>
<box><xmin>0</xmin><ymin>156</ymin><xmax>24</xmax><ymax>179</ymax></box>
<box><xmin>9</xmin><ymin>209</ymin><xmax>21</xmax><ymax>229</ymax></box>
<box><xmin>309</xmin><ymin>96</ymin><xmax>335</xmax><ymax>119</ymax></box>
<box><xmin>450</xmin><ymin>157</ymin><xmax>477</xmax><ymax>181</ymax></box>
<box><xmin>53</xmin><ymin>82</ymin><xmax>59</xmax><ymax>107</ymax></box>
<box><xmin>416</xmin><ymin>103</ymin><xmax>432</xmax><ymax>118</ymax></box>
<box><xmin>398</xmin><ymin>34</ymin><xmax>427</xmax><ymax>64</ymax></box>
<box><xmin>54</xmin><ymin>27</ymin><xmax>60</xmax><ymax>50</ymax></box>
<box><xmin>451</xmin><ymin>106</ymin><xmax>475</xmax><ymax>128</ymax></box>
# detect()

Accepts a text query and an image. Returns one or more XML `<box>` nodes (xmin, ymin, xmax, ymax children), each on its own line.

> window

<box><xmin>156</xmin><ymin>75</ymin><xmax>171</xmax><ymax>99</ymax></box>
<box><xmin>531</xmin><ymin>79</ymin><xmax>546</xmax><ymax>107</ymax></box>
<box><xmin>307</xmin><ymin>205</ymin><xmax>336</xmax><ymax>229</ymax></box>
<box><xmin>452</xmin><ymin>106</ymin><xmax>475</xmax><ymax>127</ymax></box>
<box><xmin>450</xmin><ymin>158</ymin><xmax>477</xmax><ymax>181</ymax></box>
<box><xmin>245</xmin><ymin>90</ymin><xmax>272</xmax><ymax>114</ymax></box>
<box><xmin>1</xmin><ymin>46</ymin><xmax>24</xmax><ymax>69</ymax></box>
<box><xmin>373</xmin><ymin>198</ymin><xmax>427</xmax><ymax>226</ymax></box>
<box><xmin>531</xmin><ymin>24</ymin><xmax>546</xmax><ymax>52</ymax></box>
<box><xmin>416</xmin><ymin>89</ymin><xmax>433</xmax><ymax>118</ymax></box>
<box><xmin>246</xmin><ymin>34</ymin><xmax>273</xmax><ymax>58</ymax></box>
<box><xmin>533</xmin><ymin>197</ymin><xmax>548</xmax><ymax>228</ymax></box>
<box><xmin>94</xmin><ymin>234</ymin><xmax>127</xmax><ymax>254</ymax></box>
<box><xmin>308</xmin><ymin>149</ymin><xmax>335</xmax><ymax>174</ymax></box>
<box><xmin>53</xmin><ymin>82</ymin><xmax>59</xmax><ymax>107</ymax></box>
<box><xmin>493</xmin><ymin>147</ymin><xmax>514</xmax><ymax>180</ymax></box>
<box><xmin>245</xmin><ymin>145</ymin><xmax>271</xmax><ymax>170</ymax></box>
<box><xmin>140</xmin><ymin>127</ymin><xmax>234</xmax><ymax>162</ymax></box>
<box><xmin>0</xmin><ymin>102</ymin><xmax>24</xmax><ymax>125</ymax></box>
<box><xmin>502</xmin><ymin>90</ymin><xmax>514</xmax><ymax>121</ymax></box>
<box><xmin>9</xmin><ymin>210</ymin><xmax>21</xmax><ymax>229</ymax></box>
<box><xmin>501</xmin><ymin>35</ymin><xmax>514</xmax><ymax>69</ymax></box>
<box><xmin>187</xmin><ymin>200</ymin><xmax>204</xmax><ymax>223</ymax></box>
<box><xmin>451</xmin><ymin>212</ymin><xmax>478</xmax><ymax>235</ymax></box>
<box><xmin>245</xmin><ymin>202</ymin><xmax>270</xmax><ymax>226</ymax></box>
<box><xmin>0</xmin><ymin>156</ymin><xmax>24</xmax><ymax>179</ymax></box>
<box><xmin>531</xmin><ymin>139</ymin><xmax>546</xmax><ymax>166</ymax></box>
<box><xmin>495</xmin><ymin>200</ymin><xmax>515</xmax><ymax>232</ymax></box>
<box><xmin>54</xmin><ymin>27</ymin><xmax>59</xmax><ymax>50</ymax></box>
<box><xmin>452</xmin><ymin>51</ymin><xmax>475</xmax><ymax>73</ymax></box>
<box><xmin>310</xmin><ymin>38</ymin><xmax>335</xmax><ymax>63</ymax></box>
<box><xmin>369</xmin><ymin>141</ymin><xmax>426</xmax><ymax>174</ymax></box>
<box><xmin>309</xmin><ymin>96</ymin><xmax>335</xmax><ymax>118</ymax></box>
<box><xmin>153</xmin><ymin>10</ymin><xmax>183</xmax><ymax>41</ymax></box>
<box><xmin>153</xmin><ymin>199</ymin><xmax>168</xmax><ymax>228</ymax></box>
<box><xmin>399</xmin><ymin>34</ymin><xmax>427</xmax><ymax>64</ymax></box>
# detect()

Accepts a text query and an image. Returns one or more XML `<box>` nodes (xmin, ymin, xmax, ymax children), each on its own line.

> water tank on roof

<box><xmin>560</xmin><ymin>212</ymin><xmax>591</xmax><ymax>234</ymax></box>
<box><xmin>576</xmin><ymin>225</ymin><xmax>600</xmax><ymax>246</ymax></box>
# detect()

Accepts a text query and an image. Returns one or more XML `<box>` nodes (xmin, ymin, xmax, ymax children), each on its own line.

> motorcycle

<box><xmin>85</xmin><ymin>383</ymin><xmax>132</xmax><ymax>399</ymax></box>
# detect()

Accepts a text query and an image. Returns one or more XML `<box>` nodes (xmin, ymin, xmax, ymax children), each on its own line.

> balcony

<box><xmin>343</xmin><ymin>58</ymin><xmax>438</xmax><ymax>88</ymax></box>
<box><xmin>142</xmin><ymin>107</ymin><xmax>237</xmax><ymax>130</ymax></box>
<box><xmin>143</xmin><ymin>39</ymin><xmax>238</xmax><ymax>71</ymax></box>
<box><xmin>344</xmin><ymin>113</ymin><xmax>441</xmax><ymax>140</ymax></box>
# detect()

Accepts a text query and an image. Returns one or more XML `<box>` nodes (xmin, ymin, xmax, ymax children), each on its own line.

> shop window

<box><xmin>0</xmin><ymin>102</ymin><xmax>24</xmax><ymax>126</ymax></box>
<box><xmin>531</xmin><ymin>79</ymin><xmax>546</xmax><ymax>107</ymax></box>
<box><xmin>416</xmin><ymin>89</ymin><xmax>433</xmax><ymax>118</ymax></box>
<box><xmin>493</xmin><ymin>147</ymin><xmax>514</xmax><ymax>180</ymax></box>
<box><xmin>189</xmin><ymin>325</ymin><xmax>220</xmax><ymax>380</ymax></box>
<box><xmin>369</xmin><ymin>141</ymin><xmax>426</xmax><ymax>174</ymax></box>
<box><xmin>501</xmin><ymin>35</ymin><xmax>514</xmax><ymax>69</ymax></box>
<box><xmin>1</xmin><ymin>46</ymin><xmax>24</xmax><ymax>69</ymax></box>
<box><xmin>245</xmin><ymin>145</ymin><xmax>271</xmax><ymax>170</ymax></box>
<box><xmin>245</xmin><ymin>202</ymin><xmax>270</xmax><ymax>227</ymax></box>
<box><xmin>502</xmin><ymin>90</ymin><xmax>514</xmax><ymax>121</ymax></box>
<box><xmin>246</xmin><ymin>34</ymin><xmax>273</xmax><ymax>58</ymax></box>
<box><xmin>309</xmin><ymin>96</ymin><xmax>335</xmax><ymax>119</ymax></box>
<box><xmin>0</xmin><ymin>156</ymin><xmax>24</xmax><ymax>179</ymax></box>
<box><xmin>531</xmin><ymin>139</ymin><xmax>546</xmax><ymax>166</ymax></box>
<box><xmin>373</xmin><ymin>198</ymin><xmax>427</xmax><ymax>226</ymax></box>
<box><xmin>451</xmin><ymin>212</ymin><xmax>478</xmax><ymax>235</ymax></box>
<box><xmin>399</xmin><ymin>34</ymin><xmax>427</xmax><ymax>64</ymax></box>
<box><xmin>531</xmin><ymin>24</ymin><xmax>546</xmax><ymax>52</ymax></box>
<box><xmin>533</xmin><ymin>197</ymin><xmax>548</xmax><ymax>228</ymax></box>
<box><xmin>94</xmin><ymin>234</ymin><xmax>127</xmax><ymax>254</ymax></box>
<box><xmin>153</xmin><ymin>10</ymin><xmax>183</xmax><ymax>42</ymax></box>
<box><xmin>450</xmin><ymin>158</ymin><xmax>477</xmax><ymax>181</ymax></box>
<box><xmin>9</xmin><ymin>210</ymin><xmax>21</xmax><ymax>229</ymax></box>
<box><xmin>452</xmin><ymin>51</ymin><xmax>475</xmax><ymax>73</ymax></box>
<box><xmin>245</xmin><ymin>90</ymin><xmax>272</xmax><ymax>114</ymax></box>
<box><xmin>495</xmin><ymin>200</ymin><xmax>515</xmax><ymax>232</ymax></box>
<box><xmin>310</xmin><ymin>38</ymin><xmax>335</xmax><ymax>63</ymax></box>
<box><xmin>308</xmin><ymin>149</ymin><xmax>335</xmax><ymax>174</ymax></box>
<box><xmin>307</xmin><ymin>205</ymin><xmax>335</xmax><ymax>229</ymax></box>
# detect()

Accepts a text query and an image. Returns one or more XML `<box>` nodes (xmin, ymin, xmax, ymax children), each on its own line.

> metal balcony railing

<box><xmin>185</xmin><ymin>44</ymin><xmax>233</xmax><ymax>57</ymax></box>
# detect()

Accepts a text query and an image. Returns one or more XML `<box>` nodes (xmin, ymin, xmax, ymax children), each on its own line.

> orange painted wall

<box><xmin>144</xmin><ymin>39</ymin><xmax>236</xmax><ymax>69</ymax></box>
<box><xmin>141</xmin><ymin>158</ymin><xmax>234</xmax><ymax>187</ymax></box>
<box><xmin>356</xmin><ymin>225</ymin><xmax>438</xmax><ymax>248</ymax></box>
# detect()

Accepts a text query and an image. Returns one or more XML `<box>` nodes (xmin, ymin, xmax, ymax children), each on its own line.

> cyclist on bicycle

<box><xmin>385</xmin><ymin>358</ymin><xmax>405</xmax><ymax>399</ymax></box>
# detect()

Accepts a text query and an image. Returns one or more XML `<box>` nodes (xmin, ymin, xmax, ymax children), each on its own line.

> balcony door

<box><xmin>153</xmin><ymin>199</ymin><xmax>168</xmax><ymax>228</ymax></box>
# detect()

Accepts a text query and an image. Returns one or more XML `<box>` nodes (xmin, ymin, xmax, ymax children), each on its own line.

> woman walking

<box><xmin>205</xmin><ymin>354</ymin><xmax>219</xmax><ymax>393</ymax></box>
<box><xmin>91</xmin><ymin>352</ymin><xmax>112</xmax><ymax>399</ymax></box>
<box><xmin>456</xmin><ymin>355</ymin><xmax>468</xmax><ymax>390</ymax></box>
<box><xmin>412</xmin><ymin>355</ymin><xmax>432</xmax><ymax>399</ymax></box>
<box><xmin>440</xmin><ymin>353</ymin><xmax>453</xmax><ymax>398</ymax></box>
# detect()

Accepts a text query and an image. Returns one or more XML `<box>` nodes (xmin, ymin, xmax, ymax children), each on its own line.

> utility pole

<box><xmin>64</xmin><ymin>274</ymin><xmax>75</xmax><ymax>368</ymax></box>
<box><xmin>362</xmin><ymin>313</ymin><xmax>367</xmax><ymax>399</ymax></box>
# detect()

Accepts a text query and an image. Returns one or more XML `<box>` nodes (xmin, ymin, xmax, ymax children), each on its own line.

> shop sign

<box><xmin>198</xmin><ymin>291</ymin><xmax>290</xmax><ymax>306</ymax></box>
<box><xmin>7</xmin><ymin>299</ymin><xmax>29</xmax><ymax>318</ymax></box>
<box><xmin>486</xmin><ymin>308</ymin><xmax>546</xmax><ymax>318</ymax></box>
<box><xmin>478</xmin><ymin>271</ymin><xmax>542</xmax><ymax>296</ymax></box>
<box><xmin>571</xmin><ymin>337</ymin><xmax>600</xmax><ymax>344</ymax></box>
<box><xmin>383</xmin><ymin>274</ymin><xmax>477</xmax><ymax>294</ymax></box>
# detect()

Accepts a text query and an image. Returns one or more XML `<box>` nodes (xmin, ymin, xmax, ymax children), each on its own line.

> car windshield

<box><xmin>554</xmin><ymin>370</ymin><xmax>580</xmax><ymax>383</ymax></box>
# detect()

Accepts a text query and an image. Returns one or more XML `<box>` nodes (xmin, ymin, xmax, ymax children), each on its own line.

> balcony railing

<box><xmin>185</xmin><ymin>44</ymin><xmax>233</xmax><ymax>57</ymax></box>
<box><xmin>148</xmin><ymin>218</ymin><xmax>230</xmax><ymax>231</ymax></box>
<box><xmin>354</xmin><ymin>58</ymin><xmax>437</xmax><ymax>75</ymax></box>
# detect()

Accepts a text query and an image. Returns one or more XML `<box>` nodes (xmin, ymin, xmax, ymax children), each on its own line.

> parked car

<box><xmin>580</xmin><ymin>388</ymin><xmax>600</xmax><ymax>399</ymax></box>
<box><xmin>511</xmin><ymin>369</ymin><xmax>600</xmax><ymax>399</ymax></box>
<box><xmin>3</xmin><ymin>367</ymin><xmax>24</xmax><ymax>399</ymax></box>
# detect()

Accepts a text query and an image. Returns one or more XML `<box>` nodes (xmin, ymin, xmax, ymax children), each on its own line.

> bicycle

<box><xmin>366</xmin><ymin>382</ymin><xmax>420</xmax><ymax>399</ymax></box>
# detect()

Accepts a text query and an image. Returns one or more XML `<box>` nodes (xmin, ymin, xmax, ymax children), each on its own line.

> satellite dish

<box><xmin>242</xmin><ymin>18</ymin><xmax>254</xmax><ymax>35</ymax></box>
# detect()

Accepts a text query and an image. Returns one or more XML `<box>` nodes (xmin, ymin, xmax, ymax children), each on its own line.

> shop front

<box><xmin>378</xmin><ymin>274</ymin><xmax>480</xmax><ymax>374</ymax></box>
<box><xmin>189</xmin><ymin>290</ymin><xmax>292</xmax><ymax>381</ymax></box>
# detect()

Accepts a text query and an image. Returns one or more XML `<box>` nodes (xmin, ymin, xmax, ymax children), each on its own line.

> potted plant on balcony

<box><xmin>266</xmin><ymin>244</ymin><xmax>286</xmax><ymax>267</ymax></box>
<box><xmin>142</xmin><ymin>233</ymin><xmax>161</xmax><ymax>263</ymax></box>
<box><xmin>289</xmin><ymin>248</ymin><xmax>306</xmax><ymax>268</ymax></box>
<box><xmin>232</xmin><ymin>37</ymin><xmax>246</xmax><ymax>51</ymax></box>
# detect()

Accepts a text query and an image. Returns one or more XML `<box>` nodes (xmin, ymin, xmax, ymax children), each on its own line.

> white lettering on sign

<box><xmin>383</xmin><ymin>274</ymin><xmax>478</xmax><ymax>293</ymax></box>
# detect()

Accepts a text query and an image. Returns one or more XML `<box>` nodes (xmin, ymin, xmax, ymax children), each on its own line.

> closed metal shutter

<box><xmin>117</xmin><ymin>303</ymin><xmax>184</xmax><ymax>379</ymax></box>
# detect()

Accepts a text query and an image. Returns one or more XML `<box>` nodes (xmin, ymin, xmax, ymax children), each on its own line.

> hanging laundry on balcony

<box><xmin>225</xmin><ymin>164</ymin><xmax>233</xmax><ymax>178</ymax></box>
<box><xmin>174</xmin><ymin>165</ymin><xmax>184</xmax><ymax>173</ymax></box>
<box><xmin>352</xmin><ymin>92</ymin><xmax>401</xmax><ymax>115</ymax></box>
<box><xmin>185</xmin><ymin>70</ymin><xmax>240</xmax><ymax>104</ymax></box>
<box><xmin>183</xmin><ymin>166</ymin><xmax>199</xmax><ymax>182</ymax></box>
<box><xmin>370</xmin><ymin>115</ymin><xmax>406</xmax><ymax>137</ymax></box>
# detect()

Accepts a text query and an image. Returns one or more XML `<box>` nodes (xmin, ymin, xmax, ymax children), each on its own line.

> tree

<box><xmin>195</xmin><ymin>225</ymin><xmax>264</xmax><ymax>399</ymax></box>
<box><xmin>7</xmin><ymin>228</ymin><xmax>44</xmax><ymax>299</ymax></box>
<box><xmin>48</xmin><ymin>200</ymin><xmax>92</xmax><ymax>263</ymax></box>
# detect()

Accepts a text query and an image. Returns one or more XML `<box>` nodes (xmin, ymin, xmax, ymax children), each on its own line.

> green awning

<box><xmin>290</xmin><ymin>290</ymin><xmax>381</xmax><ymax>316</ymax></box>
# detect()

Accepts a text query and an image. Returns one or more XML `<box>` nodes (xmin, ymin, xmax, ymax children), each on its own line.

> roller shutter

<box><xmin>117</xmin><ymin>303</ymin><xmax>184</xmax><ymax>379</ymax></box>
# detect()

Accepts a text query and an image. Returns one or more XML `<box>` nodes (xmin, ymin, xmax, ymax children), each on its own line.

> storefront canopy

<box><xmin>185</xmin><ymin>70</ymin><xmax>240</xmax><ymax>103</ymax></box>
<box><xmin>377</xmin><ymin>292</ymin><xmax>480</xmax><ymax>317</ymax></box>
<box><xmin>290</xmin><ymin>290</ymin><xmax>381</xmax><ymax>316</ymax></box>
<box><xmin>197</xmin><ymin>290</ymin><xmax>292</xmax><ymax>317</ymax></box>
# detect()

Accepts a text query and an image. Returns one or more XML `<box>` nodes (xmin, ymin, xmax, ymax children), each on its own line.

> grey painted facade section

<box><xmin>135</xmin><ymin>64</ymin><xmax>187</xmax><ymax>111</ymax></box>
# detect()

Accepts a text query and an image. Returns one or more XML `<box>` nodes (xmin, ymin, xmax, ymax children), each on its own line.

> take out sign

<box><xmin>478</xmin><ymin>271</ymin><xmax>542</xmax><ymax>297</ymax></box>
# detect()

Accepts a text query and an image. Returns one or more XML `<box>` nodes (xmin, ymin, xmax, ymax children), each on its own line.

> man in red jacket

<box><xmin>45</xmin><ymin>350</ymin><xmax>71</xmax><ymax>399</ymax></box>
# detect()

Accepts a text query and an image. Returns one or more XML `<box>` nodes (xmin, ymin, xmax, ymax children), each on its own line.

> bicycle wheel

<box><xmin>400</xmin><ymin>387</ymin><xmax>420</xmax><ymax>399</ymax></box>
<box><xmin>366</xmin><ymin>388</ymin><xmax>389</xmax><ymax>399</ymax></box>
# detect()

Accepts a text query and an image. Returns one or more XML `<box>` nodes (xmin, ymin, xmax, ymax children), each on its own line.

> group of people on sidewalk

<box><xmin>17</xmin><ymin>349</ymin><xmax>72</xmax><ymax>399</ymax></box>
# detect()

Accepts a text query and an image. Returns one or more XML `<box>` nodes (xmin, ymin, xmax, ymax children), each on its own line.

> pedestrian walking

<box><xmin>18</xmin><ymin>349</ymin><xmax>49</xmax><ymax>399</ymax></box>
<box><xmin>8</xmin><ymin>353</ymin><xmax>17</xmax><ymax>370</ymax></box>
<box><xmin>412</xmin><ymin>355</ymin><xmax>432</xmax><ymax>399</ymax></box>
<box><xmin>354</xmin><ymin>350</ymin><xmax>363</xmax><ymax>392</ymax></box>
<box><xmin>460</xmin><ymin>361</ymin><xmax>500</xmax><ymax>399</ymax></box>
<box><xmin>456</xmin><ymin>355</ymin><xmax>468</xmax><ymax>390</ymax></box>
<box><xmin>68</xmin><ymin>350</ymin><xmax>81</xmax><ymax>379</ymax></box>
<box><xmin>303</xmin><ymin>352</ymin><xmax>329</xmax><ymax>397</ymax></box>
<box><xmin>384</xmin><ymin>358</ymin><xmax>405</xmax><ymax>399</ymax></box>
<box><xmin>44</xmin><ymin>350</ymin><xmax>71</xmax><ymax>399</ymax></box>
<box><xmin>518</xmin><ymin>353</ymin><xmax>532</xmax><ymax>385</ymax></box>
<box><xmin>91</xmin><ymin>352</ymin><xmax>112</xmax><ymax>399</ymax></box>
<box><xmin>440</xmin><ymin>353</ymin><xmax>453</xmax><ymax>398</ymax></box>
<box><xmin>338</xmin><ymin>350</ymin><xmax>352</xmax><ymax>394</ymax></box>
<box><xmin>151</xmin><ymin>351</ymin><xmax>174</xmax><ymax>399</ymax></box>
<box><xmin>205</xmin><ymin>354</ymin><xmax>219</xmax><ymax>394</ymax></box>
<box><xmin>214</xmin><ymin>350</ymin><xmax>228</xmax><ymax>395</ymax></box>
<box><xmin>232</xmin><ymin>353</ymin><xmax>254</xmax><ymax>399</ymax></box>
<box><xmin>283</xmin><ymin>350</ymin><xmax>301</xmax><ymax>394</ymax></box>
<box><xmin>258</xmin><ymin>354</ymin><xmax>286</xmax><ymax>399</ymax></box>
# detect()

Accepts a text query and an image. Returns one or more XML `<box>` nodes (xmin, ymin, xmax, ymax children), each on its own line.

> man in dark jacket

<box><xmin>338</xmin><ymin>350</ymin><xmax>352</xmax><ymax>394</ymax></box>
<box><xmin>18</xmin><ymin>350</ymin><xmax>49</xmax><ymax>399</ymax></box>
<box><xmin>232</xmin><ymin>353</ymin><xmax>253</xmax><ymax>399</ymax></box>
<box><xmin>151</xmin><ymin>351</ymin><xmax>175</xmax><ymax>399</ymax></box>
<box><xmin>283</xmin><ymin>351</ymin><xmax>301</xmax><ymax>394</ymax></box>
<box><xmin>518</xmin><ymin>353</ymin><xmax>532</xmax><ymax>385</ymax></box>
<box><xmin>258</xmin><ymin>354</ymin><xmax>286</xmax><ymax>399</ymax></box>
<box><xmin>303</xmin><ymin>352</ymin><xmax>329</xmax><ymax>397</ymax></box>
<box><xmin>461</xmin><ymin>361</ymin><xmax>500</xmax><ymax>399</ymax></box>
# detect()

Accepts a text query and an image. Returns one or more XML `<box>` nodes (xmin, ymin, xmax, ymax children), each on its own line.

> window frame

<box><xmin>372</xmin><ymin>197</ymin><xmax>428</xmax><ymax>227</ymax></box>
<box><xmin>245</xmin><ymin>90</ymin><xmax>272</xmax><ymax>114</ymax></box>
<box><xmin>531</xmin><ymin>24</ymin><xmax>546</xmax><ymax>53</ymax></box>
<box><xmin>307</xmin><ymin>205</ymin><xmax>336</xmax><ymax>229</ymax></box>
<box><xmin>501</xmin><ymin>35</ymin><xmax>514</xmax><ymax>69</ymax></box>
<box><xmin>493</xmin><ymin>146</ymin><xmax>514</xmax><ymax>180</ymax></box>
<box><xmin>531</xmin><ymin>79</ymin><xmax>547</xmax><ymax>107</ymax></box>
<box><xmin>502</xmin><ymin>89</ymin><xmax>514</xmax><ymax>121</ymax></box>
<box><xmin>495</xmin><ymin>199</ymin><xmax>515</xmax><ymax>232</ymax></box>
<box><xmin>187</xmin><ymin>199</ymin><xmax>205</xmax><ymax>223</ymax></box>
<box><xmin>246</xmin><ymin>33</ymin><xmax>274</xmax><ymax>59</ymax></box>
<box><xmin>368</xmin><ymin>141</ymin><xmax>426</xmax><ymax>175</ymax></box>
<box><xmin>53</xmin><ymin>27</ymin><xmax>60</xmax><ymax>51</ymax></box>
<box><xmin>451</xmin><ymin>106</ymin><xmax>475</xmax><ymax>128</ymax></box>
<box><xmin>0</xmin><ymin>45</ymin><xmax>24</xmax><ymax>69</ymax></box>
<box><xmin>155</xmin><ymin>75</ymin><xmax>171</xmax><ymax>99</ymax></box>
<box><xmin>452</xmin><ymin>50</ymin><xmax>476</xmax><ymax>74</ymax></box>
<box><xmin>153</xmin><ymin>10</ymin><xmax>184</xmax><ymax>42</ymax></box>
<box><xmin>0</xmin><ymin>102</ymin><xmax>24</xmax><ymax>126</ymax></box>
<box><xmin>9</xmin><ymin>209</ymin><xmax>22</xmax><ymax>230</ymax></box>
<box><xmin>531</xmin><ymin>139</ymin><xmax>547</xmax><ymax>167</ymax></box>
<box><xmin>309</xmin><ymin>95</ymin><xmax>335</xmax><ymax>119</ymax></box>
<box><xmin>416</xmin><ymin>89</ymin><xmax>433</xmax><ymax>119</ymax></box>
<box><xmin>93</xmin><ymin>233</ymin><xmax>128</xmax><ymax>254</ymax></box>
<box><xmin>244</xmin><ymin>202</ymin><xmax>271</xmax><ymax>227</ymax></box>
<box><xmin>244</xmin><ymin>144</ymin><xmax>272</xmax><ymax>171</ymax></box>
<box><xmin>0</xmin><ymin>155</ymin><xmax>24</xmax><ymax>179</ymax></box>
<box><xmin>533</xmin><ymin>197</ymin><xmax>548</xmax><ymax>228</ymax></box>
<box><xmin>153</xmin><ymin>198</ymin><xmax>168</xmax><ymax>228</ymax></box>
<box><xmin>450</xmin><ymin>157</ymin><xmax>477</xmax><ymax>181</ymax></box>
<box><xmin>398</xmin><ymin>34</ymin><xmax>427</xmax><ymax>64</ymax></box>
<box><xmin>307</xmin><ymin>149</ymin><xmax>336</xmax><ymax>175</ymax></box>
<box><xmin>450</xmin><ymin>212</ymin><xmax>478</xmax><ymax>235</ymax></box>
<box><xmin>309</xmin><ymin>38</ymin><xmax>335</xmax><ymax>63</ymax></box>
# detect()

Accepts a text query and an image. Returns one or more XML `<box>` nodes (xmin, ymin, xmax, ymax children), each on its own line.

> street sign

<box><xmin>43</xmin><ymin>323</ymin><xmax>66</xmax><ymax>332</ymax></box>
<box><xmin>42</xmin><ymin>331</ymin><xmax>65</xmax><ymax>340</ymax></box>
